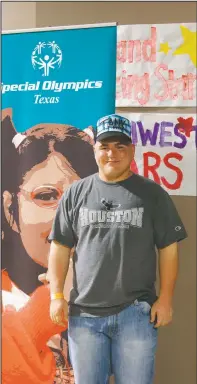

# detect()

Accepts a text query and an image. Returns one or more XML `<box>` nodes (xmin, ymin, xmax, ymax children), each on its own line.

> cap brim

<box><xmin>96</xmin><ymin>131</ymin><xmax>130</xmax><ymax>142</ymax></box>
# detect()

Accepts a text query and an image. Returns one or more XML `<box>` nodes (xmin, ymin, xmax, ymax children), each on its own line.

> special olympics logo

<box><xmin>31</xmin><ymin>41</ymin><xmax>63</xmax><ymax>77</ymax></box>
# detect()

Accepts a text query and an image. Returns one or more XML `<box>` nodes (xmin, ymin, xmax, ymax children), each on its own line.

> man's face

<box><xmin>94</xmin><ymin>136</ymin><xmax>135</xmax><ymax>180</ymax></box>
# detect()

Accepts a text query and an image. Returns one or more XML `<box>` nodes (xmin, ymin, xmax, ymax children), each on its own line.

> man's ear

<box><xmin>3</xmin><ymin>191</ymin><xmax>19</xmax><ymax>233</ymax></box>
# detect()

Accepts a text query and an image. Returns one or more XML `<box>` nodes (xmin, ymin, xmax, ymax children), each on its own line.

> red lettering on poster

<box><xmin>128</xmin><ymin>40</ymin><xmax>141</xmax><ymax>63</ymax></box>
<box><xmin>143</xmin><ymin>152</ymin><xmax>183</xmax><ymax>190</ymax></box>
<box><xmin>161</xmin><ymin>153</ymin><xmax>183</xmax><ymax>190</ymax></box>
<box><xmin>154</xmin><ymin>64</ymin><xmax>197</xmax><ymax>102</ymax></box>
<box><xmin>116</xmin><ymin>70</ymin><xmax>150</xmax><ymax>105</ymax></box>
<box><xmin>117</xmin><ymin>27</ymin><xmax>157</xmax><ymax>64</ymax></box>
<box><xmin>143</xmin><ymin>152</ymin><xmax>161</xmax><ymax>184</ymax></box>
<box><xmin>130</xmin><ymin>159</ymin><xmax>139</xmax><ymax>174</ymax></box>
<box><xmin>117</xmin><ymin>40</ymin><xmax>127</xmax><ymax>63</ymax></box>
<box><xmin>117</xmin><ymin>25</ymin><xmax>196</xmax><ymax>105</ymax></box>
<box><xmin>142</xmin><ymin>26</ymin><xmax>156</xmax><ymax>62</ymax></box>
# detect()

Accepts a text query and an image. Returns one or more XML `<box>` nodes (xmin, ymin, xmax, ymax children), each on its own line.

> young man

<box><xmin>48</xmin><ymin>114</ymin><xmax>187</xmax><ymax>384</ymax></box>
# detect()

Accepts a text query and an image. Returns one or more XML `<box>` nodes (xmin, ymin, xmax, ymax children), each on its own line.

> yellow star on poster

<box><xmin>159</xmin><ymin>42</ymin><xmax>171</xmax><ymax>55</ymax></box>
<box><xmin>173</xmin><ymin>25</ymin><xmax>197</xmax><ymax>67</ymax></box>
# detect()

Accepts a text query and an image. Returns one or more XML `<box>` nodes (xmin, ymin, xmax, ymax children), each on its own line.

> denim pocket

<box><xmin>134</xmin><ymin>300</ymin><xmax>151</xmax><ymax>315</ymax></box>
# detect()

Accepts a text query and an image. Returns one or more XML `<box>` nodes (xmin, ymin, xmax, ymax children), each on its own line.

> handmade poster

<box><xmin>122</xmin><ymin>113</ymin><xmax>196</xmax><ymax>196</ymax></box>
<box><xmin>1</xmin><ymin>24</ymin><xmax>117</xmax><ymax>384</ymax></box>
<box><xmin>116</xmin><ymin>23</ymin><xmax>196</xmax><ymax>107</ymax></box>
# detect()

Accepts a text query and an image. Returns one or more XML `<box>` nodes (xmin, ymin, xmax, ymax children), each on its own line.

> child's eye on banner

<box><xmin>19</xmin><ymin>186</ymin><xmax>63</xmax><ymax>208</ymax></box>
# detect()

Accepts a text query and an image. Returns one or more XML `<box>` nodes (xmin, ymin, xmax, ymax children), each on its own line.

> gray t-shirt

<box><xmin>49</xmin><ymin>173</ymin><xmax>187</xmax><ymax>317</ymax></box>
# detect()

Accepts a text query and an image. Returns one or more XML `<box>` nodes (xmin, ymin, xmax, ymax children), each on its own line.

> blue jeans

<box><xmin>68</xmin><ymin>300</ymin><xmax>158</xmax><ymax>384</ymax></box>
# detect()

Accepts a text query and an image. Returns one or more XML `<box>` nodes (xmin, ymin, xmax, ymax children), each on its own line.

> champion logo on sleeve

<box><xmin>175</xmin><ymin>226</ymin><xmax>182</xmax><ymax>231</ymax></box>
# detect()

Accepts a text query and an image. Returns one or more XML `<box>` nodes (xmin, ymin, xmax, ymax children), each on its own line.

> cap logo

<box><xmin>96</xmin><ymin>114</ymin><xmax>131</xmax><ymax>139</ymax></box>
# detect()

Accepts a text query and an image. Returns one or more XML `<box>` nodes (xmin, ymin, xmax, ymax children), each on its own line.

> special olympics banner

<box><xmin>116</xmin><ymin>23</ymin><xmax>196</xmax><ymax>107</ymax></box>
<box><xmin>2</xmin><ymin>24</ymin><xmax>116</xmax><ymax>131</ymax></box>
<box><xmin>122</xmin><ymin>113</ymin><xmax>196</xmax><ymax>196</ymax></box>
<box><xmin>2</xmin><ymin>24</ymin><xmax>117</xmax><ymax>384</ymax></box>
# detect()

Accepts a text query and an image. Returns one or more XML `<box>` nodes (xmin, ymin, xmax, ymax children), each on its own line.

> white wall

<box><xmin>2</xmin><ymin>1</ymin><xmax>36</xmax><ymax>31</ymax></box>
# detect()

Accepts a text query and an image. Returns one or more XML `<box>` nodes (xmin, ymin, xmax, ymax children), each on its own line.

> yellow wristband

<box><xmin>51</xmin><ymin>293</ymin><xmax>64</xmax><ymax>300</ymax></box>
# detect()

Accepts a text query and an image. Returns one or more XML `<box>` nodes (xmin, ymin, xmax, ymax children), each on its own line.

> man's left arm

<box><xmin>151</xmin><ymin>242</ymin><xmax>178</xmax><ymax>328</ymax></box>
<box><xmin>151</xmin><ymin>187</ymin><xmax>188</xmax><ymax>328</ymax></box>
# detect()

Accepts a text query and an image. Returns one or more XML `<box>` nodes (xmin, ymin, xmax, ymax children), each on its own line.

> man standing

<box><xmin>48</xmin><ymin>114</ymin><xmax>187</xmax><ymax>384</ymax></box>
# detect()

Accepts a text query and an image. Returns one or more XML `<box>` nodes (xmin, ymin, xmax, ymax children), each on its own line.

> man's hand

<box><xmin>150</xmin><ymin>297</ymin><xmax>173</xmax><ymax>328</ymax></box>
<box><xmin>50</xmin><ymin>298</ymin><xmax>68</xmax><ymax>327</ymax></box>
<box><xmin>38</xmin><ymin>272</ymin><xmax>68</xmax><ymax>327</ymax></box>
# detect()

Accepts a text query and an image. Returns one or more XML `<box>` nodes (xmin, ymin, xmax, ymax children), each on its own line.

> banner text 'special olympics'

<box><xmin>1</xmin><ymin>80</ymin><xmax>103</xmax><ymax>94</ymax></box>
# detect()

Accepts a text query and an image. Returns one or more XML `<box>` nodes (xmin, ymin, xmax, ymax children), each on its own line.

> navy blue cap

<box><xmin>96</xmin><ymin>114</ymin><xmax>131</xmax><ymax>141</ymax></box>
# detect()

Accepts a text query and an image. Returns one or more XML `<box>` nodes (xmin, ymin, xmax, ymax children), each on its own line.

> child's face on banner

<box><xmin>16</xmin><ymin>151</ymin><xmax>80</xmax><ymax>267</ymax></box>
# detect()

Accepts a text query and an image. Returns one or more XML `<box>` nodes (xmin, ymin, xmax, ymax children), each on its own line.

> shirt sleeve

<box><xmin>153</xmin><ymin>187</ymin><xmax>188</xmax><ymax>249</ymax></box>
<box><xmin>48</xmin><ymin>187</ymin><xmax>76</xmax><ymax>248</ymax></box>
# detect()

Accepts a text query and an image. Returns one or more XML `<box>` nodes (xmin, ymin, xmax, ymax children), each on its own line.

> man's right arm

<box><xmin>48</xmin><ymin>240</ymin><xmax>71</xmax><ymax>297</ymax></box>
<box><xmin>47</xmin><ymin>188</ymin><xmax>76</xmax><ymax>325</ymax></box>
<box><xmin>47</xmin><ymin>240</ymin><xmax>72</xmax><ymax>326</ymax></box>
